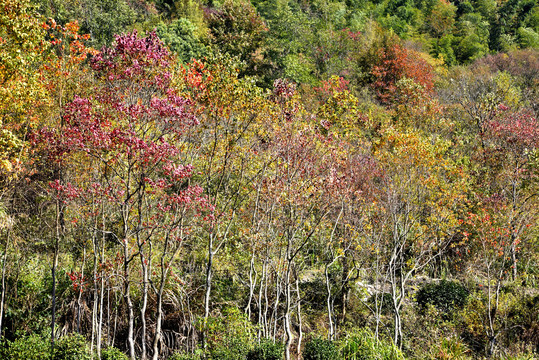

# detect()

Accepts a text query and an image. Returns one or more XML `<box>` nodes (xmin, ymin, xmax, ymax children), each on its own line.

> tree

<box><xmin>156</xmin><ymin>18</ymin><xmax>207</xmax><ymax>63</ymax></box>
<box><xmin>206</xmin><ymin>0</ymin><xmax>274</xmax><ymax>84</ymax></box>
<box><xmin>34</xmin><ymin>30</ymin><xmax>204</xmax><ymax>360</ymax></box>
<box><xmin>370</xmin><ymin>41</ymin><xmax>434</xmax><ymax>106</ymax></box>
<box><xmin>484</xmin><ymin>107</ymin><xmax>539</xmax><ymax>280</ymax></box>
<box><xmin>33</xmin><ymin>0</ymin><xmax>142</xmax><ymax>48</ymax></box>
<box><xmin>373</xmin><ymin>128</ymin><xmax>468</xmax><ymax>348</ymax></box>
<box><xmin>0</xmin><ymin>0</ymin><xmax>48</xmax><ymax>174</ymax></box>
<box><xmin>177</xmin><ymin>55</ymin><xmax>274</xmax><ymax>354</ymax></box>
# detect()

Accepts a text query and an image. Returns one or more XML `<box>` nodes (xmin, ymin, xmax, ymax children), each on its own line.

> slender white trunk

<box><xmin>284</xmin><ymin>261</ymin><xmax>293</xmax><ymax>360</ymax></box>
<box><xmin>272</xmin><ymin>268</ymin><xmax>282</xmax><ymax>341</ymax></box>
<box><xmin>124</xmin><ymin>238</ymin><xmax>135</xmax><ymax>360</ymax></box>
<box><xmin>152</xmin><ymin>282</ymin><xmax>166</xmax><ymax>360</ymax></box>
<box><xmin>140</xmin><ymin>257</ymin><xmax>148</xmax><ymax>360</ymax></box>
<box><xmin>97</xmin><ymin>271</ymin><xmax>104</xmax><ymax>358</ymax></box>
<box><xmin>295</xmin><ymin>277</ymin><xmax>302</xmax><ymax>358</ymax></box>
<box><xmin>326</xmin><ymin>264</ymin><xmax>334</xmax><ymax>340</ymax></box>
<box><xmin>91</xmin><ymin>241</ymin><xmax>98</xmax><ymax>355</ymax></box>
<box><xmin>263</xmin><ymin>260</ymin><xmax>270</xmax><ymax>338</ymax></box>
<box><xmin>203</xmin><ymin>232</ymin><xmax>214</xmax><ymax>350</ymax></box>
<box><xmin>257</xmin><ymin>261</ymin><xmax>266</xmax><ymax>339</ymax></box>
<box><xmin>77</xmin><ymin>247</ymin><xmax>85</xmax><ymax>333</ymax></box>
<box><xmin>0</xmin><ymin>227</ymin><xmax>11</xmax><ymax>337</ymax></box>
<box><xmin>245</xmin><ymin>250</ymin><xmax>256</xmax><ymax>319</ymax></box>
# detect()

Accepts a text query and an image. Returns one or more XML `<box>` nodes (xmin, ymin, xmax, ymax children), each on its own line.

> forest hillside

<box><xmin>0</xmin><ymin>0</ymin><xmax>538</xmax><ymax>359</ymax></box>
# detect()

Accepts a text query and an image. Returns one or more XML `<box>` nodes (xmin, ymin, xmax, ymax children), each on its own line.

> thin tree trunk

<box><xmin>152</xmin><ymin>224</ymin><xmax>183</xmax><ymax>360</ymax></box>
<box><xmin>91</xmin><ymin>236</ymin><xmax>98</xmax><ymax>355</ymax></box>
<box><xmin>152</xmin><ymin>260</ymin><xmax>169</xmax><ymax>360</ymax></box>
<box><xmin>97</xmin><ymin>269</ymin><xmax>104</xmax><ymax>358</ymax></box>
<box><xmin>97</xmin><ymin>210</ymin><xmax>106</xmax><ymax>358</ymax></box>
<box><xmin>51</xmin><ymin>196</ymin><xmax>63</xmax><ymax>353</ymax></box>
<box><xmin>107</xmin><ymin>280</ymin><xmax>111</xmax><ymax>347</ymax></box>
<box><xmin>152</xmin><ymin>296</ymin><xmax>164</xmax><ymax>360</ymax></box>
<box><xmin>326</xmin><ymin>263</ymin><xmax>335</xmax><ymax>341</ymax></box>
<box><xmin>295</xmin><ymin>277</ymin><xmax>302</xmax><ymax>358</ymax></box>
<box><xmin>245</xmin><ymin>250</ymin><xmax>256</xmax><ymax>320</ymax></box>
<box><xmin>263</xmin><ymin>260</ymin><xmax>270</xmax><ymax>339</ymax></box>
<box><xmin>77</xmin><ymin>247</ymin><xmax>86</xmax><ymax>333</ymax></box>
<box><xmin>203</xmin><ymin>232</ymin><xmax>214</xmax><ymax>350</ymax></box>
<box><xmin>140</xmin><ymin>257</ymin><xmax>149</xmax><ymax>360</ymax></box>
<box><xmin>271</xmin><ymin>265</ymin><xmax>282</xmax><ymax>341</ymax></box>
<box><xmin>257</xmin><ymin>260</ymin><xmax>266</xmax><ymax>339</ymax></box>
<box><xmin>112</xmin><ymin>289</ymin><xmax>118</xmax><ymax>348</ymax></box>
<box><xmin>124</xmin><ymin>240</ymin><xmax>135</xmax><ymax>360</ymax></box>
<box><xmin>0</xmin><ymin>227</ymin><xmax>11</xmax><ymax>337</ymax></box>
<box><xmin>340</xmin><ymin>256</ymin><xmax>350</xmax><ymax>326</ymax></box>
<box><xmin>137</xmin><ymin>185</ymin><xmax>148</xmax><ymax>360</ymax></box>
<box><xmin>284</xmin><ymin>259</ymin><xmax>293</xmax><ymax>360</ymax></box>
<box><xmin>51</xmin><ymin>243</ymin><xmax>59</xmax><ymax>349</ymax></box>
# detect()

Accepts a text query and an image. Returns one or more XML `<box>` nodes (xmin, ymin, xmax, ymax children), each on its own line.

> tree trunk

<box><xmin>76</xmin><ymin>247</ymin><xmax>86</xmax><ymax>333</ymax></box>
<box><xmin>51</xmin><ymin>197</ymin><xmax>63</xmax><ymax>353</ymax></box>
<box><xmin>284</xmin><ymin>257</ymin><xmax>293</xmax><ymax>360</ymax></box>
<box><xmin>326</xmin><ymin>263</ymin><xmax>335</xmax><ymax>341</ymax></box>
<box><xmin>152</xmin><ymin>283</ymin><xmax>165</xmax><ymax>360</ymax></box>
<box><xmin>0</xmin><ymin>227</ymin><xmax>11</xmax><ymax>337</ymax></box>
<box><xmin>51</xmin><ymin>244</ymin><xmax>59</xmax><ymax>351</ymax></box>
<box><xmin>245</xmin><ymin>250</ymin><xmax>256</xmax><ymax>320</ymax></box>
<box><xmin>140</xmin><ymin>256</ymin><xmax>149</xmax><ymax>360</ymax></box>
<box><xmin>203</xmin><ymin>232</ymin><xmax>214</xmax><ymax>350</ymax></box>
<box><xmin>295</xmin><ymin>277</ymin><xmax>302</xmax><ymax>358</ymax></box>
<box><xmin>91</xmin><ymin>235</ymin><xmax>98</xmax><ymax>355</ymax></box>
<box><xmin>257</xmin><ymin>260</ymin><xmax>266</xmax><ymax>339</ymax></box>
<box><xmin>124</xmin><ymin>241</ymin><xmax>135</xmax><ymax>360</ymax></box>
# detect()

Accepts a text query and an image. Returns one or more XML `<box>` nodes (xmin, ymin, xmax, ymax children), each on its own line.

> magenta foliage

<box><xmin>49</xmin><ymin>179</ymin><xmax>81</xmax><ymax>203</ymax></box>
<box><xmin>36</xmin><ymin>28</ymin><xmax>198</xmax><ymax>161</ymax></box>
<box><xmin>34</xmin><ymin>31</ymin><xmax>207</xmax><ymax>217</ymax></box>
<box><xmin>91</xmin><ymin>30</ymin><xmax>171</xmax><ymax>84</ymax></box>
<box><xmin>488</xmin><ymin>109</ymin><xmax>539</xmax><ymax>152</ymax></box>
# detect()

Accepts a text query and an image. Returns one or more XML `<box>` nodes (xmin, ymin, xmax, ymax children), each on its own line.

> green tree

<box><xmin>156</xmin><ymin>18</ymin><xmax>207</xmax><ymax>63</ymax></box>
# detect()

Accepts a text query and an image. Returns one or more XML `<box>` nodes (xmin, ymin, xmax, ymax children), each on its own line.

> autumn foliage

<box><xmin>1</xmin><ymin>1</ymin><xmax>539</xmax><ymax>360</ymax></box>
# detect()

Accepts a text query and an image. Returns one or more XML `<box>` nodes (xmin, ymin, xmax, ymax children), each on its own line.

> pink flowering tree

<box><xmin>34</xmin><ymin>31</ymin><xmax>207</xmax><ymax>360</ymax></box>
<box><xmin>485</xmin><ymin>107</ymin><xmax>539</xmax><ymax>280</ymax></box>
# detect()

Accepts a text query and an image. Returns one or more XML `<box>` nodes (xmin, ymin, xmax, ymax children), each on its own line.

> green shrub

<box><xmin>155</xmin><ymin>18</ymin><xmax>208</xmax><ymax>63</ymax></box>
<box><xmin>246</xmin><ymin>339</ymin><xmax>284</xmax><ymax>360</ymax></box>
<box><xmin>5</xmin><ymin>333</ymin><xmax>51</xmax><ymax>360</ymax></box>
<box><xmin>303</xmin><ymin>337</ymin><xmax>339</xmax><ymax>360</ymax></box>
<box><xmin>168</xmin><ymin>349</ymin><xmax>203</xmax><ymax>360</ymax></box>
<box><xmin>416</xmin><ymin>280</ymin><xmax>469</xmax><ymax>318</ymax></box>
<box><xmin>100</xmin><ymin>346</ymin><xmax>129</xmax><ymax>360</ymax></box>
<box><xmin>206</xmin><ymin>307</ymin><xmax>256</xmax><ymax>360</ymax></box>
<box><xmin>53</xmin><ymin>334</ymin><xmax>91</xmax><ymax>360</ymax></box>
<box><xmin>340</xmin><ymin>328</ymin><xmax>404</xmax><ymax>360</ymax></box>
<box><xmin>429</xmin><ymin>337</ymin><xmax>471</xmax><ymax>360</ymax></box>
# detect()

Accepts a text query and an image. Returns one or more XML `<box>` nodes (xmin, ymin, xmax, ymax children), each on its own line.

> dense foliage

<box><xmin>0</xmin><ymin>0</ymin><xmax>538</xmax><ymax>359</ymax></box>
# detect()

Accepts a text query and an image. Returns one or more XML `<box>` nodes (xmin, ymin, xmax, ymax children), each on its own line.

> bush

<box><xmin>206</xmin><ymin>307</ymin><xmax>256</xmax><ymax>360</ymax></box>
<box><xmin>53</xmin><ymin>334</ymin><xmax>91</xmax><ymax>360</ymax></box>
<box><xmin>246</xmin><ymin>339</ymin><xmax>284</xmax><ymax>360</ymax></box>
<box><xmin>5</xmin><ymin>333</ymin><xmax>50</xmax><ymax>360</ymax></box>
<box><xmin>100</xmin><ymin>346</ymin><xmax>129</xmax><ymax>360</ymax></box>
<box><xmin>340</xmin><ymin>328</ymin><xmax>404</xmax><ymax>360</ymax></box>
<box><xmin>429</xmin><ymin>337</ymin><xmax>471</xmax><ymax>360</ymax></box>
<box><xmin>416</xmin><ymin>280</ymin><xmax>469</xmax><ymax>318</ymax></box>
<box><xmin>168</xmin><ymin>349</ymin><xmax>203</xmax><ymax>360</ymax></box>
<box><xmin>2</xmin><ymin>332</ymin><xmax>91</xmax><ymax>360</ymax></box>
<box><xmin>155</xmin><ymin>19</ymin><xmax>207</xmax><ymax>63</ymax></box>
<box><xmin>303</xmin><ymin>337</ymin><xmax>339</xmax><ymax>360</ymax></box>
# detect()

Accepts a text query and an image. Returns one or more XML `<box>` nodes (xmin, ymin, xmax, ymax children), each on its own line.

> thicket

<box><xmin>0</xmin><ymin>0</ymin><xmax>538</xmax><ymax>359</ymax></box>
